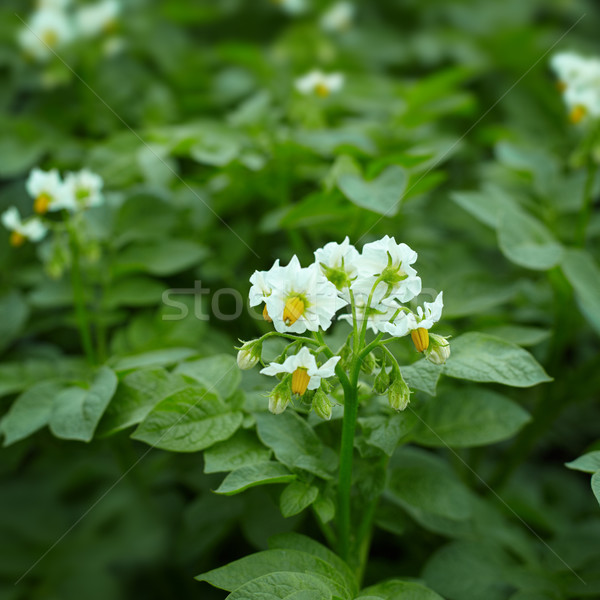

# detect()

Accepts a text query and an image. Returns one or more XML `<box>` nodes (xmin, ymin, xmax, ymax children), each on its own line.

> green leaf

<box><xmin>566</xmin><ymin>451</ymin><xmax>600</xmax><ymax>474</ymax></box>
<box><xmin>1</xmin><ymin>381</ymin><xmax>64</xmax><ymax>446</ymax></box>
<box><xmin>114</xmin><ymin>239</ymin><xmax>208</xmax><ymax>276</ymax></box>
<box><xmin>313</xmin><ymin>495</ymin><xmax>335</xmax><ymax>524</ymax></box>
<box><xmin>412</xmin><ymin>387</ymin><xmax>531</xmax><ymax>448</ymax></box>
<box><xmin>104</xmin><ymin>276</ymin><xmax>166</xmax><ymax>309</ymax></box>
<box><xmin>255</xmin><ymin>412</ymin><xmax>335</xmax><ymax>480</ymax></box>
<box><xmin>112</xmin><ymin>347</ymin><xmax>198</xmax><ymax>372</ymax></box>
<box><xmin>0</xmin><ymin>291</ymin><xmax>29</xmax><ymax>353</ymax></box>
<box><xmin>387</xmin><ymin>448</ymin><xmax>472</xmax><ymax>520</ymax></box>
<box><xmin>338</xmin><ymin>165</ymin><xmax>407</xmax><ymax>216</ymax></box>
<box><xmin>561</xmin><ymin>248</ymin><xmax>600</xmax><ymax>335</ymax></box>
<box><xmin>359</xmin><ymin>413</ymin><xmax>417</xmax><ymax>456</ymax></box>
<box><xmin>592</xmin><ymin>472</ymin><xmax>600</xmax><ymax>507</ymax></box>
<box><xmin>214</xmin><ymin>462</ymin><xmax>296</xmax><ymax>495</ymax></box>
<box><xmin>359</xmin><ymin>580</ymin><xmax>444</xmax><ymax>600</ymax></box>
<box><xmin>451</xmin><ymin>184</ymin><xmax>521</xmax><ymax>229</ymax></box>
<box><xmin>279</xmin><ymin>481</ymin><xmax>319</xmax><ymax>517</ymax></box>
<box><xmin>226</xmin><ymin>572</ymin><xmax>334</xmax><ymax>600</ymax></box>
<box><xmin>49</xmin><ymin>367</ymin><xmax>118</xmax><ymax>442</ymax></box>
<box><xmin>443</xmin><ymin>332</ymin><xmax>552</xmax><ymax>387</ymax></box>
<box><xmin>132</xmin><ymin>387</ymin><xmax>243</xmax><ymax>452</ymax></box>
<box><xmin>497</xmin><ymin>209</ymin><xmax>563</xmax><ymax>270</ymax></box>
<box><xmin>204</xmin><ymin>429</ymin><xmax>272</xmax><ymax>473</ymax></box>
<box><xmin>479</xmin><ymin>325</ymin><xmax>550</xmax><ymax>347</ymax></box>
<box><xmin>175</xmin><ymin>354</ymin><xmax>241</xmax><ymax>399</ymax></box>
<box><xmin>97</xmin><ymin>368</ymin><xmax>189</xmax><ymax>436</ymax></box>
<box><xmin>400</xmin><ymin>360</ymin><xmax>441</xmax><ymax>396</ymax></box>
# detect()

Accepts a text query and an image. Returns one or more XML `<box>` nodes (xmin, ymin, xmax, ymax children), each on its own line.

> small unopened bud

<box><xmin>374</xmin><ymin>366</ymin><xmax>391</xmax><ymax>395</ymax></box>
<box><xmin>425</xmin><ymin>334</ymin><xmax>451</xmax><ymax>365</ymax></box>
<box><xmin>268</xmin><ymin>380</ymin><xmax>292</xmax><ymax>414</ymax></box>
<box><xmin>388</xmin><ymin>375</ymin><xmax>411</xmax><ymax>411</ymax></box>
<box><xmin>236</xmin><ymin>340</ymin><xmax>262</xmax><ymax>370</ymax></box>
<box><xmin>361</xmin><ymin>351</ymin><xmax>377</xmax><ymax>374</ymax></box>
<box><xmin>312</xmin><ymin>389</ymin><xmax>333</xmax><ymax>420</ymax></box>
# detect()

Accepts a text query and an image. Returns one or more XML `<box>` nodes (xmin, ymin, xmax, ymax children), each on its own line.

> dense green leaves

<box><xmin>175</xmin><ymin>354</ymin><xmax>241</xmax><ymax>399</ymax></box>
<box><xmin>214</xmin><ymin>462</ymin><xmax>297</xmax><ymax>495</ymax></box>
<box><xmin>132</xmin><ymin>386</ymin><xmax>243</xmax><ymax>452</ymax></box>
<box><xmin>204</xmin><ymin>429</ymin><xmax>272</xmax><ymax>473</ymax></box>
<box><xmin>444</xmin><ymin>333</ymin><xmax>551</xmax><ymax>387</ymax></box>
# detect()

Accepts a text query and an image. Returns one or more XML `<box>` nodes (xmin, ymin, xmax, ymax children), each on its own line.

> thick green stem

<box><xmin>69</xmin><ymin>233</ymin><xmax>96</xmax><ymax>364</ymax></box>
<box><xmin>337</xmin><ymin>362</ymin><xmax>360</xmax><ymax>564</ymax></box>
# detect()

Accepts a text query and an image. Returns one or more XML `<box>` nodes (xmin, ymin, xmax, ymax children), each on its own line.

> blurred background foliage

<box><xmin>1</xmin><ymin>0</ymin><xmax>599</xmax><ymax>598</ymax></box>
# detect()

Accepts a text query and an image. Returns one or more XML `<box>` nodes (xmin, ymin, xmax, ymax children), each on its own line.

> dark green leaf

<box><xmin>214</xmin><ymin>462</ymin><xmax>296</xmax><ymax>495</ymax></box>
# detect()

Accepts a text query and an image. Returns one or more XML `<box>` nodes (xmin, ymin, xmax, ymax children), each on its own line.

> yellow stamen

<box><xmin>569</xmin><ymin>104</ymin><xmax>586</xmax><ymax>124</ymax></box>
<box><xmin>10</xmin><ymin>231</ymin><xmax>26</xmax><ymax>247</ymax></box>
<box><xmin>315</xmin><ymin>83</ymin><xmax>330</xmax><ymax>98</ymax></box>
<box><xmin>292</xmin><ymin>367</ymin><xmax>310</xmax><ymax>395</ymax></box>
<box><xmin>262</xmin><ymin>304</ymin><xmax>272</xmax><ymax>322</ymax></box>
<box><xmin>34</xmin><ymin>193</ymin><xmax>51</xmax><ymax>214</ymax></box>
<box><xmin>411</xmin><ymin>328</ymin><xmax>429</xmax><ymax>353</ymax></box>
<box><xmin>283</xmin><ymin>297</ymin><xmax>305</xmax><ymax>326</ymax></box>
<box><xmin>556</xmin><ymin>80</ymin><xmax>567</xmax><ymax>93</ymax></box>
<box><xmin>42</xmin><ymin>30</ymin><xmax>58</xmax><ymax>48</ymax></box>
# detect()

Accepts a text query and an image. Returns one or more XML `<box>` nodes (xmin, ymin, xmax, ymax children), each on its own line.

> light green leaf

<box><xmin>413</xmin><ymin>388</ymin><xmax>531</xmax><ymax>447</ymax></box>
<box><xmin>226</xmin><ymin>572</ymin><xmax>334</xmax><ymax>600</ymax></box>
<box><xmin>97</xmin><ymin>368</ymin><xmax>190</xmax><ymax>436</ymax></box>
<box><xmin>214</xmin><ymin>462</ymin><xmax>296</xmax><ymax>495</ymax></box>
<box><xmin>175</xmin><ymin>354</ymin><xmax>241</xmax><ymax>399</ymax></box>
<box><xmin>479</xmin><ymin>325</ymin><xmax>550</xmax><ymax>347</ymax></box>
<box><xmin>294</xmin><ymin>128</ymin><xmax>376</xmax><ymax>156</ymax></box>
<box><xmin>498</xmin><ymin>209</ymin><xmax>563</xmax><ymax>270</ymax></box>
<box><xmin>443</xmin><ymin>332</ymin><xmax>552</xmax><ymax>387</ymax></box>
<box><xmin>359</xmin><ymin>580</ymin><xmax>444</xmax><ymax>600</ymax></box>
<box><xmin>401</xmin><ymin>360</ymin><xmax>441</xmax><ymax>396</ymax></box>
<box><xmin>104</xmin><ymin>276</ymin><xmax>165</xmax><ymax>309</ymax></box>
<box><xmin>338</xmin><ymin>166</ymin><xmax>407</xmax><ymax>216</ymax></box>
<box><xmin>443</xmin><ymin>277</ymin><xmax>519</xmax><ymax>318</ymax></box>
<box><xmin>280</xmin><ymin>481</ymin><xmax>319</xmax><ymax>517</ymax></box>
<box><xmin>0</xmin><ymin>291</ymin><xmax>29</xmax><ymax>353</ymax></box>
<box><xmin>566</xmin><ymin>451</ymin><xmax>600</xmax><ymax>474</ymax></box>
<box><xmin>112</xmin><ymin>347</ymin><xmax>198</xmax><ymax>372</ymax></box>
<box><xmin>1</xmin><ymin>381</ymin><xmax>64</xmax><ymax>446</ymax></box>
<box><xmin>561</xmin><ymin>248</ymin><xmax>600</xmax><ymax>335</ymax></box>
<box><xmin>255</xmin><ymin>412</ymin><xmax>335</xmax><ymax>480</ymax></box>
<box><xmin>49</xmin><ymin>367</ymin><xmax>118</xmax><ymax>442</ymax></box>
<box><xmin>451</xmin><ymin>184</ymin><xmax>520</xmax><ymax>229</ymax></box>
<box><xmin>592</xmin><ymin>472</ymin><xmax>600</xmax><ymax>507</ymax></box>
<box><xmin>359</xmin><ymin>413</ymin><xmax>417</xmax><ymax>456</ymax></box>
<box><xmin>313</xmin><ymin>495</ymin><xmax>335</xmax><ymax>524</ymax></box>
<box><xmin>204</xmin><ymin>429</ymin><xmax>272</xmax><ymax>473</ymax></box>
<box><xmin>132</xmin><ymin>387</ymin><xmax>243</xmax><ymax>451</ymax></box>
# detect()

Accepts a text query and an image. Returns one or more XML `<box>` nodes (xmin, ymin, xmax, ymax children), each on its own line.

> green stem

<box><xmin>576</xmin><ymin>160</ymin><xmax>597</xmax><ymax>246</ymax></box>
<box><xmin>69</xmin><ymin>232</ymin><xmax>96</xmax><ymax>364</ymax></box>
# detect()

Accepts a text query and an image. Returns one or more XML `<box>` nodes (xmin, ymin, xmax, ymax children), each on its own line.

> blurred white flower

<box><xmin>320</xmin><ymin>2</ymin><xmax>355</xmax><ymax>32</ymax></box>
<box><xmin>63</xmin><ymin>169</ymin><xmax>104</xmax><ymax>210</ymax></box>
<box><xmin>261</xmin><ymin>347</ymin><xmax>340</xmax><ymax>394</ymax></box>
<box><xmin>295</xmin><ymin>70</ymin><xmax>344</xmax><ymax>97</ymax></box>
<box><xmin>271</xmin><ymin>0</ymin><xmax>308</xmax><ymax>16</ymax></box>
<box><xmin>26</xmin><ymin>168</ymin><xmax>72</xmax><ymax>213</ymax></box>
<box><xmin>76</xmin><ymin>0</ymin><xmax>121</xmax><ymax>38</ymax></box>
<box><xmin>2</xmin><ymin>207</ymin><xmax>48</xmax><ymax>247</ymax></box>
<box><xmin>18</xmin><ymin>9</ymin><xmax>75</xmax><ymax>61</ymax></box>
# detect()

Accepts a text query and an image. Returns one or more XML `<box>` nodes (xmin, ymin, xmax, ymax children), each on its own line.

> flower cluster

<box><xmin>18</xmin><ymin>0</ymin><xmax>121</xmax><ymax>63</ymax></box>
<box><xmin>240</xmin><ymin>236</ymin><xmax>450</xmax><ymax>416</ymax></box>
<box><xmin>550</xmin><ymin>52</ymin><xmax>600</xmax><ymax>124</ymax></box>
<box><xmin>295</xmin><ymin>70</ymin><xmax>345</xmax><ymax>98</ymax></box>
<box><xmin>2</xmin><ymin>167</ymin><xmax>104</xmax><ymax>247</ymax></box>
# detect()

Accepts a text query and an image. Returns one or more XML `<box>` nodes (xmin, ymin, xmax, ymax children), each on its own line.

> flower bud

<box><xmin>268</xmin><ymin>379</ymin><xmax>292</xmax><ymax>414</ymax></box>
<box><xmin>388</xmin><ymin>375</ymin><xmax>411</xmax><ymax>411</ymax></box>
<box><xmin>373</xmin><ymin>366</ymin><xmax>391</xmax><ymax>395</ymax></box>
<box><xmin>312</xmin><ymin>389</ymin><xmax>333</xmax><ymax>420</ymax></box>
<box><xmin>236</xmin><ymin>340</ymin><xmax>262</xmax><ymax>370</ymax></box>
<box><xmin>361</xmin><ymin>351</ymin><xmax>377</xmax><ymax>374</ymax></box>
<box><xmin>425</xmin><ymin>334</ymin><xmax>450</xmax><ymax>365</ymax></box>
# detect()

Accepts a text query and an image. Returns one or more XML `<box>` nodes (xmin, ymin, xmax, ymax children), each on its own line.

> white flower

<box><xmin>383</xmin><ymin>292</ymin><xmax>444</xmax><ymax>338</ymax></box>
<box><xmin>338</xmin><ymin>291</ymin><xmax>399</xmax><ymax>333</ymax></box>
<box><xmin>26</xmin><ymin>168</ymin><xmax>73</xmax><ymax>213</ymax></box>
<box><xmin>272</xmin><ymin>0</ymin><xmax>308</xmax><ymax>16</ymax></box>
<box><xmin>314</xmin><ymin>236</ymin><xmax>359</xmax><ymax>290</ymax></box>
<box><xmin>261</xmin><ymin>347</ymin><xmax>340</xmax><ymax>394</ymax></box>
<box><xmin>249</xmin><ymin>259</ymin><xmax>282</xmax><ymax>307</ymax></box>
<box><xmin>18</xmin><ymin>9</ymin><xmax>75</xmax><ymax>62</ymax></box>
<box><xmin>2</xmin><ymin>207</ymin><xmax>48</xmax><ymax>246</ymax></box>
<box><xmin>263</xmin><ymin>256</ymin><xmax>348</xmax><ymax>334</ymax></box>
<box><xmin>295</xmin><ymin>70</ymin><xmax>344</xmax><ymax>97</ymax></box>
<box><xmin>76</xmin><ymin>0</ymin><xmax>121</xmax><ymax>38</ymax></box>
<box><xmin>63</xmin><ymin>169</ymin><xmax>104</xmax><ymax>210</ymax></box>
<box><xmin>352</xmin><ymin>235</ymin><xmax>421</xmax><ymax>303</ymax></box>
<box><xmin>320</xmin><ymin>2</ymin><xmax>355</xmax><ymax>32</ymax></box>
